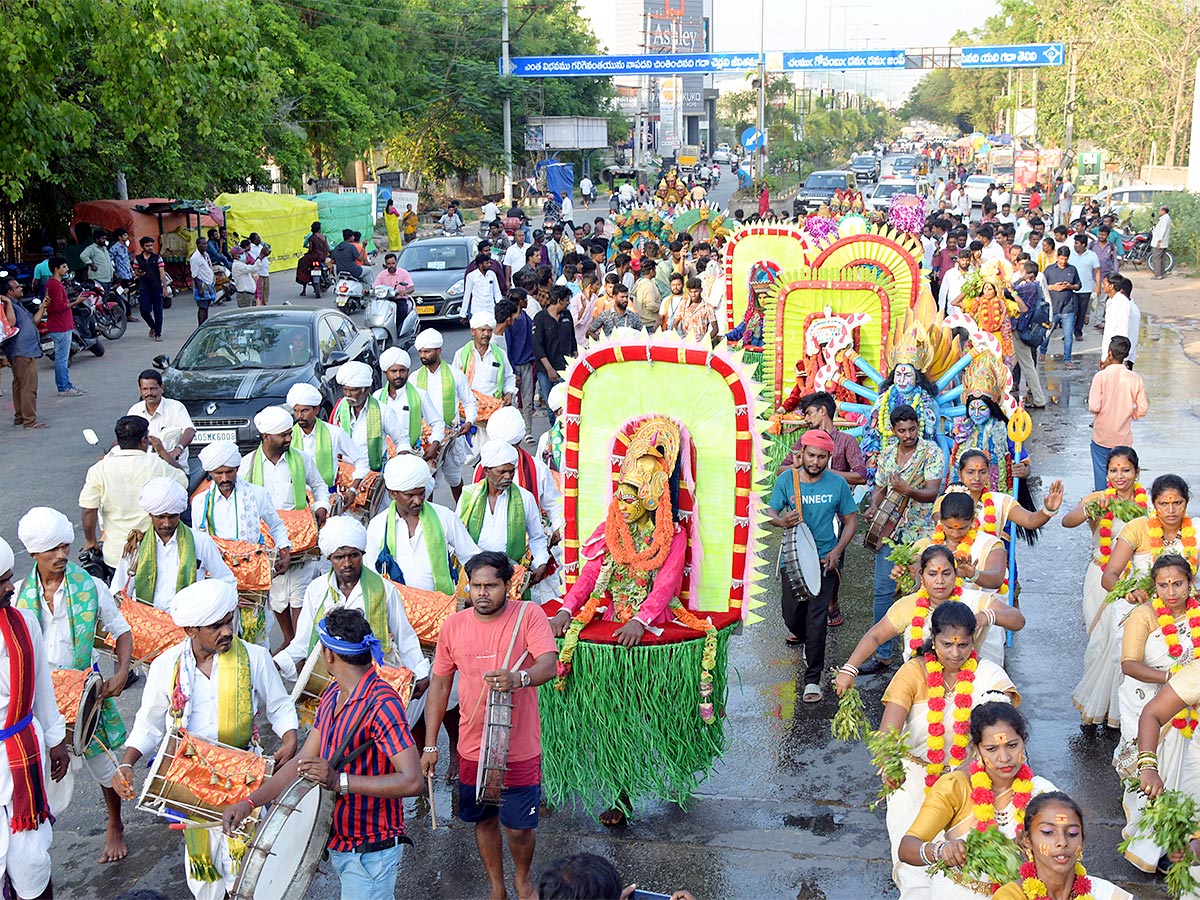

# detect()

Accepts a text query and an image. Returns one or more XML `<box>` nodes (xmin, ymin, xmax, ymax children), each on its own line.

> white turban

<box><xmin>414</xmin><ymin>329</ymin><xmax>443</xmax><ymax>350</ymax></box>
<box><xmin>253</xmin><ymin>405</ymin><xmax>294</xmax><ymax>435</ymax></box>
<box><xmin>487</xmin><ymin>407</ymin><xmax>524</xmax><ymax>445</ymax></box>
<box><xmin>547</xmin><ymin>381</ymin><xmax>568</xmax><ymax>412</ymax></box>
<box><xmin>469</xmin><ymin>312</ymin><xmax>496</xmax><ymax>330</ymax></box>
<box><xmin>0</xmin><ymin>537</ymin><xmax>13</xmax><ymax>576</ymax></box>
<box><xmin>317</xmin><ymin>515</ymin><xmax>368</xmax><ymax>558</ymax></box>
<box><xmin>17</xmin><ymin>507</ymin><xmax>74</xmax><ymax>555</ymax></box>
<box><xmin>336</xmin><ymin>360</ymin><xmax>373</xmax><ymax>388</ymax></box>
<box><xmin>286</xmin><ymin>383</ymin><xmax>323</xmax><ymax>408</ymax></box>
<box><xmin>480</xmin><ymin>439</ymin><xmax>518</xmax><ymax>468</ymax></box>
<box><xmin>199</xmin><ymin>440</ymin><xmax>242</xmax><ymax>472</ymax></box>
<box><xmin>170</xmin><ymin>580</ymin><xmax>239</xmax><ymax>628</ymax></box>
<box><xmin>379</xmin><ymin>347</ymin><xmax>412</xmax><ymax>372</ymax></box>
<box><xmin>384</xmin><ymin>454</ymin><xmax>431</xmax><ymax>492</ymax></box>
<box><xmin>139</xmin><ymin>477</ymin><xmax>188</xmax><ymax>516</ymax></box>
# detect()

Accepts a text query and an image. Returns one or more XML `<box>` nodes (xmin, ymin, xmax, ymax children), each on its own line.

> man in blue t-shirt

<box><xmin>768</xmin><ymin>429</ymin><xmax>858</xmax><ymax>703</ymax></box>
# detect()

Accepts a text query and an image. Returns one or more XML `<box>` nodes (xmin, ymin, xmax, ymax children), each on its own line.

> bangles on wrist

<box><xmin>839</xmin><ymin>663</ymin><xmax>859</xmax><ymax>678</ymax></box>
<box><xmin>1136</xmin><ymin>751</ymin><xmax>1159</xmax><ymax>772</ymax></box>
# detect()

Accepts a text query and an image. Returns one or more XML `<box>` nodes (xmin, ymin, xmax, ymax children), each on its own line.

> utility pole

<box><xmin>755</xmin><ymin>0</ymin><xmax>766</xmax><ymax>181</ymax></box>
<box><xmin>1063</xmin><ymin>44</ymin><xmax>1077</xmax><ymax>161</ymax></box>
<box><xmin>501</xmin><ymin>0</ymin><xmax>514</xmax><ymax>207</ymax></box>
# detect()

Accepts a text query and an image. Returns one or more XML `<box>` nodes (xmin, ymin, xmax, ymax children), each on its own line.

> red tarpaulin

<box><xmin>70</xmin><ymin>199</ymin><xmax>222</xmax><ymax>253</ymax></box>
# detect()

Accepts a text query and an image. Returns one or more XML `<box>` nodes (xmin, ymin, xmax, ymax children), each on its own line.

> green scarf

<box><xmin>454</xmin><ymin>342</ymin><xmax>506</xmax><ymax>398</ymax></box>
<box><xmin>133</xmin><ymin>525</ymin><xmax>197</xmax><ymax>605</ymax></box>
<box><xmin>414</xmin><ymin>363</ymin><xmax>456</xmax><ymax>426</ymax></box>
<box><xmin>306</xmin><ymin>568</ymin><xmax>390</xmax><ymax>656</ymax></box>
<box><xmin>374</xmin><ymin>383</ymin><xmax>423</xmax><ymax>448</ymax></box>
<box><xmin>385</xmin><ymin>502</ymin><xmax>455</xmax><ymax>595</ymax></box>
<box><xmin>334</xmin><ymin>396</ymin><xmax>384</xmax><ymax>472</ymax></box>
<box><xmin>293</xmin><ymin>422</ymin><xmax>335</xmax><ymax>485</ymax></box>
<box><xmin>459</xmin><ymin>481</ymin><xmax>526</xmax><ymax>562</ymax></box>
<box><xmin>247</xmin><ymin>446</ymin><xmax>307</xmax><ymax>509</ymax></box>
<box><xmin>546</xmin><ymin>420</ymin><xmax>564</xmax><ymax>471</ymax></box>
<box><xmin>16</xmin><ymin>563</ymin><xmax>127</xmax><ymax>759</ymax></box>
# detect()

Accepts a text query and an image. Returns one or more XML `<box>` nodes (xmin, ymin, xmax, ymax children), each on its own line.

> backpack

<box><xmin>1014</xmin><ymin>281</ymin><xmax>1050</xmax><ymax>348</ymax></box>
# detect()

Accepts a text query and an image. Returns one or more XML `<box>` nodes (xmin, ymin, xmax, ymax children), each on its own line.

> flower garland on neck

<box><xmin>931</xmin><ymin>523</ymin><xmax>978</xmax><ymax>563</ymax></box>
<box><xmin>878</xmin><ymin>386</ymin><xmax>929</xmax><ymax>442</ymax></box>
<box><xmin>924</xmin><ymin>651</ymin><xmax>976</xmax><ymax>789</ymax></box>
<box><xmin>1151</xmin><ymin>591</ymin><xmax>1200</xmax><ymax>736</ymax></box>
<box><xmin>1018</xmin><ymin>860</ymin><xmax>1093</xmax><ymax>899</ymax></box>
<box><xmin>970</xmin><ymin>758</ymin><xmax>1034</xmax><ymax>832</ymax></box>
<box><xmin>1149</xmin><ymin>516</ymin><xmax>1198</xmax><ymax>572</ymax></box>
<box><xmin>979</xmin><ymin>491</ymin><xmax>1000</xmax><ymax>536</ymax></box>
<box><xmin>908</xmin><ymin>578</ymin><xmax>965</xmax><ymax>655</ymax></box>
<box><xmin>1097</xmin><ymin>483</ymin><xmax>1149</xmax><ymax>567</ymax></box>
<box><xmin>604</xmin><ymin>488</ymin><xmax>675</xmax><ymax>571</ymax></box>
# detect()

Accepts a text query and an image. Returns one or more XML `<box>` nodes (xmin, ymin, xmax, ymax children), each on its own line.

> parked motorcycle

<box><xmin>1115</xmin><ymin>228</ymin><xmax>1175</xmax><ymax>274</ymax></box>
<box><xmin>310</xmin><ymin>258</ymin><xmax>333</xmax><ymax>300</ymax></box>
<box><xmin>365</xmin><ymin>284</ymin><xmax>419</xmax><ymax>350</ymax></box>
<box><xmin>334</xmin><ymin>270</ymin><xmax>369</xmax><ymax>314</ymax></box>
<box><xmin>74</xmin><ymin>280</ymin><xmax>127</xmax><ymax>340</ymax></box>
<box><xmin>21</xmin><ymin>295</ymin><xmax>105</xmax><ymax>360</ymax></box>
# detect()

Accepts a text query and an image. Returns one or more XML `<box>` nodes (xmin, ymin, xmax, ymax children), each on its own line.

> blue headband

<box><xmin>316</xmin><ymin>617</ymin><xmax>384</xmax><ymax>664</ymax></box>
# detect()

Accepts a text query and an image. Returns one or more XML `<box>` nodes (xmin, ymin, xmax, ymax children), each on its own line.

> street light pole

<box><xmin>501</xmin><ymin>0</ymin><xmax>514</xmax><ymax>207</ymax></box>
<box><xmin>756</xmin><ymin>0</ymin><xmax>766</xmax><ymax>181</ymax></box>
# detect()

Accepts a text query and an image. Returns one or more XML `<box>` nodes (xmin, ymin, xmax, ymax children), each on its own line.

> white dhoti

<box><xmin>44</xmin><ymin>750</ymin><xmax>116</xmax><ymax>816</ymax></box>
<box><xmin>185</xmin><ymin>827</ymin><xmax>238</xmax><ymax>900</ymax></box>
<box><xmin>436</xmin><ymin>433</ymin><xmax>470</xmax><ymax>489</ymax></box>
<box><xmin>269</xmin><ymin>560</ymin><xmax>320</xmax><ymax>613</ymax></box>
<box><xmin>0</xmin><ymin>812</ymin><xmax>53</xmax><ymax>899</ymax></box>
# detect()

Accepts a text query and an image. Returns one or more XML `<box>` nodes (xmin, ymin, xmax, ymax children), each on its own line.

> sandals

<box><xmin>802</xmin><ymin>683</ymin><xmax>823</xmax><ymax>703</ymax></box>
<box><xmin>826</xmin><ymin>611</ymin><xmax>844</xmax><ymax>627</ymax></box>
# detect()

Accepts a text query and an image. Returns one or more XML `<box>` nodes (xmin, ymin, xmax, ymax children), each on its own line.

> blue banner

<box><xmin>782</xmin><ymin>50</ymin><xmax>906</xmax><ymax>71</ymax></box>
<box><xmin>507</xmin><ymin>53</ymin><xmax>762</xmax><ymax>78</ymax></box>
<box><xmin>959</xmin><ymin>43</ymin><xmax>1065</xmax><ymax>68</ymax></box>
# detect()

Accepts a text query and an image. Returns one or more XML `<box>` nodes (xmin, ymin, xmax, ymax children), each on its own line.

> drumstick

<box><xmin>427</xmin><ymin>773</ymin><xmax>437</xmax><ymax>830</ymax></box>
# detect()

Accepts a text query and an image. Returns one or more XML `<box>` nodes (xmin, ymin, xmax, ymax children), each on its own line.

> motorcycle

<box><xmin>334</xmin><ymin>270</ymin><xmax>369</xmax><ymax>314</ymax></box>
<box><xmin>365</xmin><ymin>284</ymin><xmax>420</xmax><ymax>350</ymax></box>
<box><xmin>309</xmin><ymin>258</ymin><xmax>333</xmax><ymax>299</ymax></box>
<box><xmin>22</xmin><ymin>295</ymin><xmax>105</xmax><ymax>360</ymax></box>
<box><xmin>74</xmin><ymin>280</ymin><xmax>127</xmax><ymax>340</ymax></box>
<box><xmin>1116</xmin><ymin>228</ymin><xmax>1175</xmax><ymax>274</ymax></box>
<box><xmin>542</xmin><ymin>198</ymin><xmax>562</xmax><ymax>230</ymax></box>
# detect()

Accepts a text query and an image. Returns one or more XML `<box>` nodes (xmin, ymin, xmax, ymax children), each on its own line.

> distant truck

<box><xmin>677</xmin><ymin>144</ymin><xmax>702</xmax><ymax>175</ymax></box>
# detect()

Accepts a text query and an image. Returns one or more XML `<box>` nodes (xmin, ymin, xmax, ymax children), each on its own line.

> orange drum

<box><xmin>50</xmin><ymin>668</ymin><xmax>102</xmax><ymax>756</ymax></box>
<box><xmin>212</xmin><ymin>537</ymin><xmax>274</xmax><ymax>592</ymax></box>
<box><xmin>96</xmin><ymin>594</ymin><xmax>186</xmax><ymax>664</ymax></box>
<box><xmin>276</xmin><ymin>509</ymin><xmax>318</xmax><ymax>556</ymax></box>
<box><xmin>295</xmin><ymin>657</ymin><xmax>412</xmax><ymax>728</ymax></box>
<box><xmin>391</xmin><ymin>582</ymin><xmax>457</xmax><ymax>647</ymax></box>
<box><xmin>336</xmin><ymin>462</ymin><xmax>381</xmax><ymax>512</ymax></box>
<box><xmin>471</xmin><ymin>391</ymin><xmax>503</xmax><ymax>425</ymax></box>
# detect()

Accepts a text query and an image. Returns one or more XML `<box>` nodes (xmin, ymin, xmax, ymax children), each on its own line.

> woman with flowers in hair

<box><xmin>993</xmin><ymin>792</ymin><xmax>1132</xmax><ymax>900</ymax></box>
<box><xmin>1102</xmin><ymin>474</ymin><xmax>1197</xmax><ymax>605</ymax></box>
<box><xmin>899</xmin><ymin>702</ymin><xmax>1056</xmax><ymax>899</ymax></box>
<box><xmin>875</xmin><ymin>601</ymin><xmax>1018</xmax><ymax>898</ymax></box>
<box><xmin>1113</xmin><ymin>553</ymin><xmax>1200</xmax><ymax>872</ymax></box>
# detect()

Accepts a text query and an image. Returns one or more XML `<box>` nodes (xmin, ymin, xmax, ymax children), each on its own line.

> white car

<box><xmin>866</xmin><ymin>180</ymin><xmax>931</xmax><ymax>213</ymax></box>
<box><xmin>963</xmin><ymin>175</ymin><xmax>994</xmax><ymax>205</ymax></box>
<box><xmin>712</xmin><ymin>147</ymin><xmax>734</xmax><ymax>164</ymax></box>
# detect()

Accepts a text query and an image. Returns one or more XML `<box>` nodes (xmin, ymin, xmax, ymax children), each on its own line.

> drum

<box><xmin>231</xmin><ymin>777</ymin><xmax>335</xmax><ymax>900</ymax></box>
<box><xmin>50</xmin><ymin>668</ymin><xmax>102</xmax><ymax>756</ymax></box>
<box><xmin>863</xmin><ymin>489</ymin><xmax>910</xmax><ymax>553</ymax></box>
<box><xmin>137</xmin><ymin>729</ymin><xmax>272</xmax><ymax>833</ymax></box>
<box><xmin>477</xmin><ymin>688</ymin><xmax>513</xmax><ymax>805</ymax></box>
<box><xmin>212</xmin><ymin>537</ymin><xmax>276</xmax><ymax>593</ymax></box>
<box><xmin>95</xmin><ymin>594</ymin><xmax>185</xmax><ymax>665</ymax></box>
<box><xmin>471</xmin><ymin>391</ymin><xmax>503</xmax><ymax>425</ymax></box>
<box><xmin>293</xmin><ymin>655</ymin><xmax>414</xmax><ymax>728</ymax></box>
<box><xmin>780</xmin><ymin>523</ymin><xmax>822</xmax><ymax>601</ymax></box>
<box><xmin>275</xmin><ymin>509</ymin><xmax>319</xmax><ymax>557</ymax></box>
<box><xmin>392</xmin><ymin>583</ymin><xmax>457</xmax><ymax>648</ymax></box>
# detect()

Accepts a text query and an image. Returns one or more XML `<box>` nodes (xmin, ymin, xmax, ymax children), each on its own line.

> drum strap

<box><xmin>791</xmin><ymin>467</ymin><xmax>804</xmax><ymax>523</ymax></box>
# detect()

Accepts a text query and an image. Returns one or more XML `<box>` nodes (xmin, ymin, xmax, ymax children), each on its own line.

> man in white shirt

<box><xmin>15</xmin><ymin>507</ymin><xmax>132</xmax><ymax>863</ymax></box>
<box><xmin>114</xmin><ymin>580</ymin><xmax>297</xmax><ymax>900</ymax></box>
<box><xmin>996</xmin><ymin>202</ymin><xmax>1016</xmax><ymax>225</ymax></box>
<box><xmin>481</xmin><ymin>199</ymin><xmax>499</xmax><ymax>225</ymax></box>
<box><xmin>1151</xmin><ymin>205</ymin><xmax>1172</xmax><ymax>279</ymax></box>
<box><xmin>978</xmin><ymin>226</ymin><xmax>1005</xmax><ymax>263</ymax></box>
<box><xmin>933</xmin><ymin>177</ymin><xmax>947</xmax><ymax>205</ymax></box>
<box><xmin>560</xmin><ymin>191</ymin><xmax>574</xmax><ymax>223</ymax></box>
<box><xmin>938</xmin><ymin>250</ymin><xmax>972</xmax><ymax>314</ymax></box>
<box><xmin>956</xmin><ymin>188</ymin><xmax>971</xmax><ymax>219</ymax></box>
<box><xmin>229</xmin><ymin>246</ymin><xmax>257</xmax><ymax>307</ymax></box>
<box><xmin>188</xmin><ymin>237</ymin><xmax>216</xmax><ymax>325</ymax></box>
<box><xmin>579</xmin><ymin>176</ymin><xmax>594</xmax><ymax>208</ymax></box>
<box><xmin>250</xmin><ymin>235</ymin><xmax>272</xmax><ymax>306</ymax></box>
<box><xmin>452</xmin><ymin>313</ymin><xmax>516</xmax><ymax>405</ymax></box>
<box><xmin>110</xmin><ymin>478</ymin><xmax>235</xmax><ymax>611</ymax></box>
<box><xmin>503</xmin><ymin>229</ymin><xmax>528</xmax><ymax>284</ymax></box>
<box><xmin>274</xmin><ymin>516</ymin><xmax>431</xmax><ymax>719</ymax></box>
<box><xmin>1055</xmin><ymin>175</ymin><xmax>1075</xmax><ymax>227</ymax></box>
<box><xmin>331</xmin><ymin>360</ymin><xmax>409</xmax><ymax>475</ymax></box>
<box><xmin>413</xmin><ymin>329</ymin><xmax>477</xmax><ymax>501</ymax></box>
<box><xmin>128</xmin><ymin>368</ymin><xmax>195</xmax><ymax>468</ymax></box>
<box><xmin>1101</xmin><ymin>273</ymin><xmax>1142</xmax><ymax>367</ymax></box>
<box><xmin>373</xmin><ymin>347</ymin><xmax>445</xmax><ymax>460</ymax></box>
<box><xmin>286</xmin><ymin>382</ymin><xmax>367</xmax><ymax>503</ymax></box>
<box><xmin>463</xmin><ymin>252</ymin><xmax>502</xmax><ymax>322</ymax></box>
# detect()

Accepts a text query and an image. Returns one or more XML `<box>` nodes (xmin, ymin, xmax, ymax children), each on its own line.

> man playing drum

<box><xmin>331</xmin><ymin>360</ymin><xmax>410</xmax><ymax>478</ymax></box>
<box><xmin>457</xmin><ymin>441</ymin><xmax>549</xmax><ymax>585</ymax></box>
<box><xmin>275</xmin><ymin>516</ymin><xmax>431</xmax><ymax>718</ymax></box>
<box><xmin>113</xmin><ymin>580</ymin><xmax>298</xmax><ymax>900</ymax></box>
<box><xmin>110</xmin><ymin>478</ymin><xmax>235</xmax><ymax>611</ymax></box>
<box><xmin>373</xmin><ymin>347</ymin><xmax>445</xmax><ymax>461</ymax></box>
<box><xmin>14</xmin><ymin>507</ymin><xmax>133</xmax><ymax>863</ymax></box>
<box><xmin>223</xmin><ymin>607</ymin><xmax>423</xmax><ymax>900</ymax></box>
<box><xmin>452</xmin><ymin>312</ymin><xmax>517</xmax><ymax>407</ymax></box>
<box><xmin>239</xmin><ymin>406</ymin><xmax>330</xmax><ymax>647</ymax></box>
<box><xmin>288</xmin><ymin>383</ymin><xmax>367</xmax><ymax>509</ymax></box>
<box><xmin>414</xmin><ymin>329</ymin><xmax>478</xmax><ymax>502</ymax></box>
<box><xmin>422</xmin><ymin>551</ymin><xmax>558</xmax><ymax>900</ymax></box>
<box><xmin>0</xmin><ymin>537</ymin><xmax>68</xmax><ymax>900</ymax></box>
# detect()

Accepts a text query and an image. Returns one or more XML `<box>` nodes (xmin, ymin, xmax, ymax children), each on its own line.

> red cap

<box><xmin>800</xmin><ymin>429</ymin><xmax>835</xmax><ymax>452</ymax></box>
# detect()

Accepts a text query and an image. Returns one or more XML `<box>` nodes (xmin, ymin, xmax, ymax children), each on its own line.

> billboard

<box><xmin>643</xmin><ymin>0</ymin><xmax>709</xmax><ymax>54</ymax></box>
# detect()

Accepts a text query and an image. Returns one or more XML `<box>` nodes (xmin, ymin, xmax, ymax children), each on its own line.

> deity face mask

<box><xmin>893</xmin><ymin>365</ymin><xmax>917</xmax><ymax>395</ymax></box>
<box><xmin>968</xmin><ymin>399</ymin><xmax>990</xmax><ymax>426</ymax></box>
<box><xmin>615</xmin><ymin>484</ymin><xmax>648</xmax><ymax>525</ymax></box>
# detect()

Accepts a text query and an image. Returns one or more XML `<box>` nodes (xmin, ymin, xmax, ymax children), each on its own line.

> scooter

<box><xmin>365</xmin><ymin>285</ymin><xmax>419</xmax><ymax>350</ymax></box>
<box><xmin>334</xmin><ymin>270</ymin><xmax>369</xmax><ymax>314</ymax></box>
<box><xmin>310</xmin><ymin>258</ymin><xmax>333</xmax><ymax>299</ymax></box>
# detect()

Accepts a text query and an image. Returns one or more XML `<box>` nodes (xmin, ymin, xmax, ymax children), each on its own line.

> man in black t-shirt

<box><xmin>1042</xmin><ymin>246</ymin><xmax>1081</xmax><ymax>368</ymax></box>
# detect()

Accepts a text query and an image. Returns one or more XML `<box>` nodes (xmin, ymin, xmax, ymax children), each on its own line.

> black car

<box><xmin>152</xmin><ymin>307</ymin><xmax>378</xmax><ymax>479</ymax></box>
<box><xmin>850</xmin><ymin>153</ymin><xmax>880</xmax><ymax>182</ymax></box>
<box><xmin>792</xmin><ymin>170</ymin><xmax>858</xmax><ymax>215</ymax></box>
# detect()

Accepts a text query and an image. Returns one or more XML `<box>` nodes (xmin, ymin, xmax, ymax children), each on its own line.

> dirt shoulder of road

<box><xmin>1125</xmin><ymin>268</ymin><xmax>1200</xmax><ymax>364</ymax></box>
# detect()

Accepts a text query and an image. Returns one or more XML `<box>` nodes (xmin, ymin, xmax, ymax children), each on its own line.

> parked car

<box><xmin>1103</xmin><ymin>184</ymin><xmax>1178</xmax><ymax>219</ymax></box>
<box><xmin>397</xmin><ymin>236</ymin><xmax>480</xmax><ymax>321</ymax></box>
<box><xmin>963</xmin><ymin>174</ymin><xmax>995</xmax><ymax>206</ymax></box>
<box><xmin>850</xmin><ymin>153</ymin><xmax>881</xmax><ymax>182</ymax></box>
<box><xmin>865</xmin><ymin>179</ymin><xmax>932</xmax><ymax>213</ymax></box>
<box><xmin>793</xmin><ymin>170</ymin><xmax>859</xmax><ymax>215</ymax></box>
<box><xmin>152</xmin><ymin>307</ymin><xmax>378</xmax><ymax>481</ymax></box>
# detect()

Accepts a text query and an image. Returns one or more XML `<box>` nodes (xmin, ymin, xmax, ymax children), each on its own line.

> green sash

<box><xmin>334</xmin><ymin>396</ymin><xmax>384</xmax><ymax>472</ymax></box>
<box><xmin>133</xmin><ymin>525</ymin><xmax>197</xmax><ymax>605</ymax></box>
<box><xmin>374</xmin><ymin>383</ymin><xmax>423</xmax><ymax>448</ymax></box>
<box><xmin>459</xmin><ymin>482</ymin><xmax>526</xmax><ymax>562</ymax></box>
<box><xmin>293</xmin><ymin>422</ymin><xmax>335</xmax><ymax>485</ymax></box>
<box><xmin>306</xmin><ymin>568</ymin><xmax>391</xmax><ymax>656</ymax></box>
<box><xmin>247</xmin><ymin>446</ymin><xmax>307</xmax><ymax>509</ymax></box>
<box><xmin>454</xmin><ymin>343</ymin><xmax>506</xmax><ymax>398</ymax></box>
<box><xmin>414</xmin><ymin>363</ymin><xmax>456</xmax><ymax>426</ymax></box>
<box><xmin>546</xmin><ymin>419</ymin><xmax>564</xmax><ymax>471</ymax></box>
<box><xmin>16</xmin><ymin>563</ymin><xmax>127</xmax><ymax>759</ymax></box>
<box><xmin>385</xmin><ymin>502</ymin><xmax>455</xmax><ymax>595</ymax></box>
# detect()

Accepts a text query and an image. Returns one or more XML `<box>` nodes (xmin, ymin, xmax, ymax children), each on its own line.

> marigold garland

<box><xmin>908</xmin><ymin>579</ymin><xmax>965</xmax><ymax>654</ymax></box>
<box><xmin>1097</xmin><ymin>483</ymin><xmax>1149</xmax><ymax>568</ymax></box>
<box><xmin>924</xmin><ymin>651</ymin><xmax>976</xmax><ymax>790</ymax></box>
<box><xmin>1018</xmin><ymin>860</ymin><xmax>1093</xmax><ymax>899</ymax></box>
<box><xmin>1151</xmin><ymin>591</ymin><xmax>1200</xmax><ymax>736</ymax></box>
<box><xmin>1149</xmin><ymin>516</ymin><xmax>1199</xmax><ymax>572</ymax></box>
<box><xmin>604</xmin><ymin>487</ymin><xmax>675</xmax><ymax>571</ymax></box>
<box><xmin>931</xmin><ymin>524</ymin><xmax>979</xmax><ymax>563</ymax></box>
<box><xmin>969</xmin><ymin>758</ymin><xmax>1033</xmax><ymax>832</ymax></box>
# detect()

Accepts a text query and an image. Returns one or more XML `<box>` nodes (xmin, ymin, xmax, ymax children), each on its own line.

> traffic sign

<box><xmin>959</xmin><ymin>43</ymin><xmax>1064</xmax><ymax>68</ymax></box>
<box><xmin>741</xmin><ymin>127</ymin><xmax>765</xmax><ymax>153</ymax></box>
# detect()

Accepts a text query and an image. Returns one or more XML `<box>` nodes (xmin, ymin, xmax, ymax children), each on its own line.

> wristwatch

<box><xmin>338</xmin><ymin>772</ymin><xmax>349</xmax><ymax>795</ymax></box>
<box><xmin>518</xmin><ymin>669</ymin><xmax>530</xmax><ymax>689</ymax></box>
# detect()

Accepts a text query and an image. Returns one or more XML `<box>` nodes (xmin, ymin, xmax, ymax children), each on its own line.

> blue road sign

<box><xmin>507</xmin><ymin>53</ymin><xmax>762</xmax><ymax>78</ymax></box>
<box><xmin>782</xmin><ymin>50</ymin><xmax>906</xmax><ymax>71</ymax></box>
<box><xmin>959</xmin><ymin>43</ymin><xmax>1065</xmax><ymax>68</ymax></box>
<box><xmin>741</xmin><ymin>127</ymin><xmax>765</xmax><ymax>153</ymax></box>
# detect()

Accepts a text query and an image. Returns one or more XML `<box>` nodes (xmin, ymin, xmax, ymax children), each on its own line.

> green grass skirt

<box><xmin>742</xmin><ymin>349</ymin><xmax>764</xmax><ymax>382</ymax></box>
<box><xmin>538</xmin><ymin>625</ymin><xmax>734</xmax><ymax>816</ymax></box>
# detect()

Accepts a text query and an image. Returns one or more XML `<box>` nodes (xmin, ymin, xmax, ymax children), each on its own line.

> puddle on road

<box><xmin>782</xmin><ymin>812</ymin><xmax>843</xmax><ymax>835</ymax></box>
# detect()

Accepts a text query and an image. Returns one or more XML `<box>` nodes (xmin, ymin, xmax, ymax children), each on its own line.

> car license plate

<box><xmin>194</xmin><ymin>427</ymin><xmax>237</xmax><ymax>445</ymax></box>
<box><xmin>416</xmin><ymin>305</ymin><xmax>435</xmax><ymax>315</ymax></box>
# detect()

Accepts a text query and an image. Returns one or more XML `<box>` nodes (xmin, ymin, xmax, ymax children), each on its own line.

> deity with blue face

<box><xmin>892</xmin><ymin>364</ymin><xmax>917</xmax><ymax>396</ymax></box>
<box><xmin>968</xmin><ymin>398</ymin><xmax>991</xmax><ymax>426</ymax></box>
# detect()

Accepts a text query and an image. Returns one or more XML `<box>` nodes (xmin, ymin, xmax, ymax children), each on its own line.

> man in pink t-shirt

<box><xmin>423</xmin><ymin>551</ymin><xmax>557</xmax><ymax>900</ymax></box>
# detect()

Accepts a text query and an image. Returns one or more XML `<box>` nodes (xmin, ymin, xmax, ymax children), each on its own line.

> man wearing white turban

<box><xmin>414</xmin><ymin>329</ymin><xmax>477</xmax><ymax>501</ymax></box>
<box><xmin>286</xmin><ymin>383</ymin><xmax>368</xmax><ymax>507</ymax></box>
<box><xmin>0</xmin><ymin>536</ymin><xmax>68</xmax><ymax>900</ymax></box>
<box><xmin>110</xmin><ymin>478</ymin><xmax>235</xmax><ymax>611</ymax></box>
<box><xmin>275</xmin><ymin>515</ymin><xmax>430</xmax><ymax>719</ymax></box>
<box><xmin>332</xmin><ymin>360</ymin><xmax>408</xmax><ymax>475</ymax></box>
<box><xmin>116</xmin><ymin>579</ymin><xmax>297</xmax><ymax>900</ymax></box>
<box><xmin>452</xmin><ymin>312</ymin><xmax>516</xmax><ymax>405</ymax></box>
<box><xmin>365</xmin><ymin>455</ymin><xmax>482</xmax><ymax>594</ymax></box>
<box><xmin>373</xmin><ymin>347</ymin><xmax>445</xmax><ymax>458</ymax></box>
<box><xmin>456</xmin><ymin>441</ymin><xmax>549</xmax><ymax>582</ymax></box>
<box><xmin>15</xmin><ymin>506</ymin><xmax>134</xmax><ymax>861</ymax></box>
